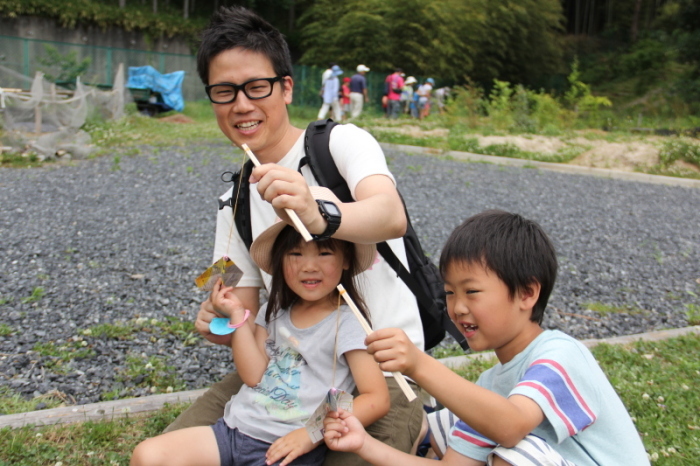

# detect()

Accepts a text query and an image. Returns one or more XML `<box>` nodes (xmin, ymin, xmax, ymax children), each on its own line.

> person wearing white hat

<box><xmin>318</xmin><ymin>64</ymin><xmax>344</xmax><ymax>120</ymax></box>
<box><xmin>400</xmin><ymin>76</ymin><xmax>417</xmax><ymax>115</ymax></box>
<box><xmin>349</xmin><ymin>64</ymin><xmax>370</xmax><ymax>118</ymax></box>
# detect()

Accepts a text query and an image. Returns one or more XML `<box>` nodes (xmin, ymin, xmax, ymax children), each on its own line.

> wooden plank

<box><xmin>0</xmin><ymin>388</ymin><xmax>206</xmax><ymax>429</ymax></box>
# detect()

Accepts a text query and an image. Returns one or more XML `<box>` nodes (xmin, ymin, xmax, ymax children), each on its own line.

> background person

<box><xmin>164</xmin><ymin>7</ymin><xmax>426</xmax><ymax>466</ymax></box>
<box><xmin>341</xmin><ymin>76</ymin><xmax>351</xmax><ymax>121</ymax></box>
<box><xmin>401</xmin><ymin>76</ymin><xmax>417</xmax><ymax>115</ymax></box>
<box><xmin>384</xmin><ymin>68</ymin><xmax>405</xmax><ymax>119</ymax></box>
<box><xmin>318</xmin><ymin>64</ymin><xmax>343</xmax><ymax>120</ymax></box>
<box><xmin>349</xmin><ymin>64</ymin><xmax>370</xmax><ymax>118</ymax></box>
<box><xmin>417</xmin><ymin>78</ymin><xmax>434</xmax><ymax>120</ymax></box>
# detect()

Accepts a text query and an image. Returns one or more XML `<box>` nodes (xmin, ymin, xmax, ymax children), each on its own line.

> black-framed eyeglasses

<box><xmin>205</xmin><ymin>76</ymin><xmax>284</xmax><ymax>104</ymax></box>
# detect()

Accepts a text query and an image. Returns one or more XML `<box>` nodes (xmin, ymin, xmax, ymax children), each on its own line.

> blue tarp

<box><xmin>127</xmin><ymin>66</ymin><xmax>185</xmax><ymax>112</ymax></box>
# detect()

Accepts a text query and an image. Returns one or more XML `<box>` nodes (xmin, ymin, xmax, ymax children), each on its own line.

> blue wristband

<box><xmin>209</xmin><ymin>317</ymin><xmax>236</xmax><ymax>335</ymax></box>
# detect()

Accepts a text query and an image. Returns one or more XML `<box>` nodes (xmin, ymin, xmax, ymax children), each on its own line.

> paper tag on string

<box><xmin>304</xmin><ymin>388</ymin><xmax>353</xmax><ymax>443</ymax></box>
<box><xmin>195</xmin><ymin>256</ymin><xmax>244</xmax><ymax>291</ymax></box>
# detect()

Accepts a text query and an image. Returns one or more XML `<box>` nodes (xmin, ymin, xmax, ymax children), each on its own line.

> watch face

<box><xmin>322</xmin><ymin>201</ymin><xmax>341</xmax><ymax>217</ymax></box>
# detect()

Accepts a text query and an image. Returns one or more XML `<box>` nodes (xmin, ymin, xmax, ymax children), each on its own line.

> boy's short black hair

<box><xmin>196</xmin><ymin>6</ymin><xmax>293</xmax><ymax>85</ymax></box>
<box><xmin>439</xmin><ymin>210</ymin><xmax>557</xmax><ymax>324</ymax></box>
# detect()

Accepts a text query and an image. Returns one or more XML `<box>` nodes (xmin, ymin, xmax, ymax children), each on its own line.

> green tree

<box><xmin>299</xmin><ymin>0</ymin><xmax>564</xmax><ymax>87</ymax></box>
<box><xmin>37</xmin><ymin>45</ymin><xmax>92</xmax><ymax>83</ymax></box>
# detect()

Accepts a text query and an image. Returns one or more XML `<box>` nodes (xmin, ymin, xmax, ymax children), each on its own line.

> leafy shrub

<box><xmin>658</xmin><ymin>138</ymin><xmax>700</xmax><ymax>168</ymax></box>
<box><xmin>37</xmin><ymin>45</ymin><xmax>91</xmax><ymax>83</ymax></box>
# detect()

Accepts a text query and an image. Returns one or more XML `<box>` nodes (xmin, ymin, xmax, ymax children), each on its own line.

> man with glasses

<box><xmin>164</xmin><ymin>6</ymin><xmax>426</xmax><ymax>465</ymax></box>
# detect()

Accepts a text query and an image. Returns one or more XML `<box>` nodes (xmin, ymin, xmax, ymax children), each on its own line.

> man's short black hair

<box><xmin>439</xmin><ymin>210</ymin><xmax>558</xmax><ymax>324</ymax></box>
<box><xmin>196</xmin><ymin>6</ymin><xmax>293</xmax><ymax>85</ymax></box>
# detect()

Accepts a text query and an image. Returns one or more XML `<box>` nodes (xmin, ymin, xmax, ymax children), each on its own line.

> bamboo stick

<box><xmin>241</xmin><ymin>144</ymin><xmax>313</xmax><ymax>242</ymax></box>
<box><xmin>337</xmin><ymin>284</ymin><xmax>417</xmax><ymax>402</ymax></box>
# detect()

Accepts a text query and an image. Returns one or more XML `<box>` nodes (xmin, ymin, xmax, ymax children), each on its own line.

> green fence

<box><xmin>1</xmin><ymin>35</ymin><xmax>391</xmax><ymax>111</ymax></box>
<box><xmin>0</xmin><ymin>34</ymin><xmax>206</xmax><ymax>101</ymax></box>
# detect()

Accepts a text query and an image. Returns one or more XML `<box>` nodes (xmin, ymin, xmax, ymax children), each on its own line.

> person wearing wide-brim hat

<box><xmin>250</xmin><ymin>187</ymin><xmax>377</xmax><ymax>276</ymax></box>
<box><xmin>400</xmin><ymin>76</ymin><xmax>417</xmax><ymax>115</ymax></box>
<box><xmin>318</xmin><ymin>65</ymin><xmax>344</xmax><ymax>120</ymax></box>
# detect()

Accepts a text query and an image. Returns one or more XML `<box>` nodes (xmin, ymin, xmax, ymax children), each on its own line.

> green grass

<box><xmin>1</xmin><ymin>334</ymin><xmax>698</xmax><ymax>464</ymax></box>
<box><xmin>4</xmin><ymin>99</ymin><xmax>698</xmax><ymax>179</ymax></box>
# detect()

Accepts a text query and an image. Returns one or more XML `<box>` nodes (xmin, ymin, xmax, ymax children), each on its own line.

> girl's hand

<box><xmin>194</xmin><ymin>297</ymin><xmax>232</xmax><ymax>346</ymax></box>
<box><xmin>323</xmin><ymin>409</ymin><xmax>366</xmax><ymax>453</ymax></box>
<box><xmin>210</xmin><ymin>278</ymin><xmax>245</xmax><ymax>319</ymax></box>
<box><xmin>265</xmin><ymin>427</ymin><xmax>316</xmax><ymax>466</ymax></box>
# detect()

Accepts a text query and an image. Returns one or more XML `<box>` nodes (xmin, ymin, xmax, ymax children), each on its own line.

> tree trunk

<box><xmin>575</xmin><ymin>0</ymin><xmax>581</xmax><ymax>35</ymax></box>
<box><xmin>631</xmin><ymin>0</ymin><xmax>642</xmax><ymax>42</ymax></box>
<box><xmin>152</xmin><ymin>0</ymin><xmax>157</xmax><ymax>14</ymax></box>
<box><xmin>183</xmin><ymin>0</ymin><xmax>189</xmax><ymax>19</ymax></box>
<box><xmin>288</xmin><ymin>0</ymin><xmax>296</xmax><ymax>31</ymax></box>
<box><xmin>119</xmin><ymin>0</ymin><xmax>126</xmax><ymax>8</ymax></box>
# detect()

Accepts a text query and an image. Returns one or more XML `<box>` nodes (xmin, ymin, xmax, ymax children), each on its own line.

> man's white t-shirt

<box><xmin>214</xmin><ymin>123</ymin><xmax>424</xmax><ymax>351</ymax></box>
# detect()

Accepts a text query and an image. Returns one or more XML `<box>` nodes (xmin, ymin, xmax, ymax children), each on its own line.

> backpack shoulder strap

<box><xmin>302</xmin><ymin>118</ymin><xmax>353</xmax><ymax>203</ymax></box>
<box><xmin>220</xmin><ymin>160</ymin><xmax>255</xmax><ymax>251</ymax></box>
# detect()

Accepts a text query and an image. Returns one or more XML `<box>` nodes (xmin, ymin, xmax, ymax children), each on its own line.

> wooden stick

<box><xmin>337</xmin><ymin>284</ymin><xmax>417</xmax><ymax>402</ymax></box>
<box><xmin>241</xmin><ymin>144</ymin><xmax>313</xmax><ymax>242</ymax></box>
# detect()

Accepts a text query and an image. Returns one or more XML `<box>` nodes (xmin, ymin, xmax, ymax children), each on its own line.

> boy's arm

<box><xmin>367</xmin><ymin>329</ymin><xmax>545</xmax><ymax>447</ymax></box>
<box><xmin>251</xmin><ymin>165</ymin><xmax>406</xmax><ymax>244</ymax></box>
<box><xmin>324</xmin><ymin>409</ymin><xmax>483</xmax><ymax>466</ymax></box>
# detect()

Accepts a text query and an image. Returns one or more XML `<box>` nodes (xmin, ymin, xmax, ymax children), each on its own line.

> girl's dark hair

<box><xmin>265</xmin><ymin>226</ymin><xmax>370</xmax><ymax>324</ymax></box>
<box><xmin>196</xmin><ymin>6</ymin><xmax>294</xmax><ymax>85</ymax></box>
<box><xmin>439</xmin><ymin>210</ymin><xmax>557</xmax><ymax>324</ymax></box>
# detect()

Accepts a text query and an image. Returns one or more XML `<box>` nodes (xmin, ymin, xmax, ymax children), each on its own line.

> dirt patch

<box><xmin>374</xmin><ymin>125</ymin><xmax>449</xmax><ymax>139</ymax></box>
<box><xmin>157</xmin><ymin>114</ymin><xmax>195</xmax><ymax>124</ymax></box>
<box><xmin>477</xmin><ymin>135</ymin><xmax>567</xmax><ymax>155</ymax></box>
<box><xmin>571</xmin><ymin>142</ymin><xmax>660</xmax><ymax>171</ymax></box>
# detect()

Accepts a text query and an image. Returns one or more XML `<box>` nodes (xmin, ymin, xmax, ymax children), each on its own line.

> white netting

<box><xmin>0</xmin><ymin>63</ymin><xmax>128</xmax><ymax>160</ymax></box>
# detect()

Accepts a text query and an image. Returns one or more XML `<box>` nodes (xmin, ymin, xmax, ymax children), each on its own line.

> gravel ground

<box><xmin>1</xmin><ymin>143</ymin><xmax>699</xmax><ymax>406</ymax></box>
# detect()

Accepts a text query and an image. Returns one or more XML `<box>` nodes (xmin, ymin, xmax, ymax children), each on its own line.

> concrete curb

<box><xmin>438</xmin><ymin>325</ymin><xmax>700</xmax><ymax>369</ymax></box>
<box><xmin>379</xmin><ymin>142</ymin><xmax>700</xmax><ymax>189</ymax></box>
<box><xmin>1</xmin><ymin>326</ymin><xmax>699</xmax><ymax>429</ymax></box>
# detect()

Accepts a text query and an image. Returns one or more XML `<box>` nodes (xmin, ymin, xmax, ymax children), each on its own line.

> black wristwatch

<box><xmin>312</xmin><ymin>199</ymin><xmax>342</xmax><ymax>241</ymax></box>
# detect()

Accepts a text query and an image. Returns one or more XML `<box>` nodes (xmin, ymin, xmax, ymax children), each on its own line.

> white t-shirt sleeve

<box><xmin>327</xmin><ymin>124</ymin><xmax>396</xmax><ymax>199</ymax></box>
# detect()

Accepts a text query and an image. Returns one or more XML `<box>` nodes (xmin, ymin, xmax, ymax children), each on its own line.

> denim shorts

<box><xmin>211</xmin><ymin>418</ymin><xmax>327</xmax><ymax>466</ymax></box>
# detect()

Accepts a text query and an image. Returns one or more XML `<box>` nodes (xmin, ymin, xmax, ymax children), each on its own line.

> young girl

<box><xmin>131</xmin><ymin>200</ymin><xmax>390</xmax><ymax>466</ymax></box>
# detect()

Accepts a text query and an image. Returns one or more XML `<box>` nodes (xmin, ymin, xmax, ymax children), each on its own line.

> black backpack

<box><xmin>219</xmin><ymin>119</ymin><xmax>468</xmax><ymax>351</ymax></box>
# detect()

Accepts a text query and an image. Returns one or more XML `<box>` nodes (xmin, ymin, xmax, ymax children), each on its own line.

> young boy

<box><xmin>324</xmin><ymin>210</ymin><xmax>650</xmax><ymax>465</ymax></box>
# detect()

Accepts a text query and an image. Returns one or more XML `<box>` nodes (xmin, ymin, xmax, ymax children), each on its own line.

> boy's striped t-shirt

<box><xmin>448</xmin><ymin>330</ymin><xmax>649</xmax><ymax>465</ymax></box>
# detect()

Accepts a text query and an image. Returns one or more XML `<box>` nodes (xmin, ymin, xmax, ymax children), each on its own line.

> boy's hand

<box><xmin>323</xmin><ymin>409</ymin><xmax>367</xmax><ymax>453</ymax></box>
<box><xmin>266</xmin><ymin>427</ymin><xmax>317</xmax><ymax>466</ymax></box>
<box><xmin>365</xmin><ymin>328</ymin><xmax>421</xmax><ymax>377</ymax></box>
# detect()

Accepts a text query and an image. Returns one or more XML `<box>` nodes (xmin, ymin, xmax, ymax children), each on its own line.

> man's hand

<box><xmin>365</xmin><ymin>328</ymin><xmax>422</xmax><ymax>377</ymax></box>
<box><xmin>265</xmin><ymin>427</ymin><xmax>317</xmax><ymax>466</ymax></box>
<box><xmin>194</xmin><ymin>296</ymin><xmax>232</xmax><ymax>346</ymax></box>
<box><xmin>323</xmin><ymin>409</ymin><xmax>367</xmax><ymax>453</ymax></box>
<box><xmin>249</xmin><ymin>164</ymin><xmax>326</xmax><ymax>236</ymax></box>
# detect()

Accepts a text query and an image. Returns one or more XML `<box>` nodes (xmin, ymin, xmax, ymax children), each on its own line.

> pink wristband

<box><xmin>228</xmin><ymin>309</ymin><xmax>251</xmax><ymax>329</ymax></box>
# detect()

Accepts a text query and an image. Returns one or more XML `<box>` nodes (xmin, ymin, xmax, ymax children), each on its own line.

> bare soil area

<box><xmin>374</xmin><ymin>125</ymin><xmax>700</xmax><ymax>173</ymax></box>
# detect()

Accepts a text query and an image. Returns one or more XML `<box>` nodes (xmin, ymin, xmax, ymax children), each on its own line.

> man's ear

<box><xmin>283</xmin><ymin>76</ymin><xmax>294</xmax><ymax>105</ymax></box>
<box><xmin>519</xmin><ymin>281</ymin><xmax>541</xmax><ymax>312</ymax></box>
